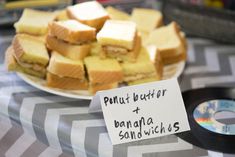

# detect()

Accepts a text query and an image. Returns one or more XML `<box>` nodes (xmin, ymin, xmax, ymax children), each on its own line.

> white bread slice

<box><xmin>84</xmin><ymin>56</ymin><xmax>123</xmax><ymax>84</ymax></box>
<box><xmin>47</xmin><ymin>72</ymin><xmax>88</xmax><ymax>90</ymax></box>
<box><xmin>89</xmin><ymin>82</ymin><xmax>118</xmax><ymax>94</ymax></box>
<box><xmin>131</xmin><ymin>8</ymin><xmax>163</xmax><ymax>33</ymax></box>
<box><xmin>12</xmin><ymin>34</ymin><xmax>49</xmax><ymax>66</ymax></box>
<box><xmin>97</xmin><ymin>20</ymin><xmax>137</xmax><ymax>50</ymax></box>
<box><xmin>47</xmin><ymin>51</ymin><xmax>85</xmax><ymax>79</ymax></box>
<box><xmin>106</xmin><ymin>6</ymin><xmax>130</xmax><ymax>21</ymax></box>
<box><xmin>67</xmin><ymin>1</ymin><xmax>109</xmax><ymax>30</ymax></box>
<box><xmin>145</xmin><ymin>22</ymin><xmax>185</xmax><ymax>60</ymax></box>
<box><xmin>5</xmin><ymin>46</ymin><xmax>46</xmax><ymax>78</ymax></box>
<box><xmin>49</xmin><ymin>20</ymin><xmax>96</xmax><ymax>44</ymax></box>
<box><xmin>14</xmin><ymin>8</ymin><xmax>56</xmax><ymax>35</ymax></box>
<box><xmin>46</xmin><ymin>35</ymin><xmax>90</xmax><ymax>60</ymax></box>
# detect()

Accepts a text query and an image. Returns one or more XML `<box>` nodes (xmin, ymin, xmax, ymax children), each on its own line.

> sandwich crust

<box><xmin>46</xmin><ymin>35</ymin><xmax>90</xmax><ymax>60</ymax></box>
<box><xmin>47</xmin><ymin>72</ymin><xmax>88</xmax><ymax>90</ymax></box>
<box><xmin>146</xmin><ymin>45</ymin><xmax>163</xmax><ymax>79</ymax></box>
<box><xmin>49</xmin><ymin>20</ymin><xmax>96</xmax><ymax>44</ymax></box>
<box><xmin>47</xmin><ymin>52</ymin><xmax>85</xmax><ymax>79</ymax></box>
<box><xmin>162</xmin><ymin>50</ymin><xmax>187</xmax><ymax>65</ymax></box>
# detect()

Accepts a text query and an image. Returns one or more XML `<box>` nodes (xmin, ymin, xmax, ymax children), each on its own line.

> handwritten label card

<box><xmin>89</xmin><ymin>78</ymin><xmax>190</xmax><ymax>145</ymax></box>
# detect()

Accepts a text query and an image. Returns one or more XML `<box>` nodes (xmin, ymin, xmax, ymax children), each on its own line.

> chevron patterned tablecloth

<box><xmin>0</xmin><ymin>28</ymin><xmax>235</xmax><ymax>157</ymax></box>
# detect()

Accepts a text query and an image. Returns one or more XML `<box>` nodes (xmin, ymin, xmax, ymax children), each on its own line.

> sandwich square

<box><xmin>5</xmin><ymin>46</ymin><xmax>46</xmax><ymax>78</ymax></box>
<box><xmin>14</xmin><ymin>8</ymin><xmax>56</xmax><ymax>35</ymax></box>
<box><xmin>47</xmin><ymin>52</ymin><xmax>85</xmax><ymax>79</ymax></box>
<box><xmin>12</xmin><ymin>34</ymin><xmax>49</xmax><ymax>66</ymax></box>
<box><xmin>121</xmin><ymin>47</ymin><xmax>158</xmax><ymax>82</ymax></box>
<box><xmin>97</xmin><ymin>20</ymin><xmax>137</xmax><ymax>50</ymax></box>
<box><xmin>67</xmin><ymin>1</ymin><xmax>109</xmax><ymax>29</ymax></box>
<box><xmin>145</xmin><ymin>22</ymin><xmax>184</xmax><ymax>59</ymax></box>
<box><xmin>131</xmin><ymin>8</ymin><xmax>163</xmax><ymax>33</ymax></box>
<box><xmin>49</xmin><ymin>20</ymin><xmax>96</xmax><ymax>44</ymax></box>
<box><xmin>84</xmin><ymin>56</ymin><xmax>123</xmax><ymax>84</ymax></box>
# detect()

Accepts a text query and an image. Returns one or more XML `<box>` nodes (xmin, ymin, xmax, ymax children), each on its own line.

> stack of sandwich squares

<box><xmin>6</xmin><ymin>9</ymin><xmax>56</xmax><ymax>78</ymax></box>
<box><xmin>46</xmin><ymin>20</ymin><xmax>96</xmax><ymax>90</ymax></box>
<box><xmin>5</xmin><ymin>0</ymin><xmax>188</xmax><ymax>94</ymax></box>
<box><xmin>96</xmin><ymin>19</ymin><xmax>161</xmax><ymax>84</ymax></box>
<box><xmin>67</xmin><ymin>1</ymin><xmax>109</xmax><ymax>30</ymax></box>
<box><xmin>47</xmin><ymin>20</ymin><xmax>96</xmax><ymax>60</ymax></box>
<box><xmin>6</xmin><ymin>34</ymin><xmax>49</xmax><ymax>78</ymax></box>
<box><xmin>97</xmin><ymin>20</ymin><xmax>141</xmax><ymax>62</ymax></box>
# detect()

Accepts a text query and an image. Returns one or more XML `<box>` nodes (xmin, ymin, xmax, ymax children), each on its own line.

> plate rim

<box><xmin>17</xmin><ymin>61</ymin><xmax>186</xmax><ymax>100</ymax></box>
<box><xmin>17</xmin><ymin>72</ymin><xmax>93</xmax><ymax>100</ymax></box>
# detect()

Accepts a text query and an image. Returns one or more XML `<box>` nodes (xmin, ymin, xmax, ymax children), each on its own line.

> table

<box><xmin>0</xmin><ymin>28</ymin><xmax>235</xmax><ymax>157</ymax></box>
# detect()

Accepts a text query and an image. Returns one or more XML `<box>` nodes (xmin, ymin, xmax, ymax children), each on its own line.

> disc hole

<box><xmin>214</xmin><ymin>111</ymin><xmax>235</xmax><ymax>125</ymax></box>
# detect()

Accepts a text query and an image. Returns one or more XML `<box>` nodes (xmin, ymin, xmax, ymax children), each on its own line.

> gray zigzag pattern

<box><xmin>52</xmin><ymin>105</ymin><xmax>195</xmax><ymax>157</ymax></box>
<box><xmin>58</xmin><ymin>109</ymin><xmax>102</xmax><ymax>156</ymax></box>
<box><xmin>181</xmin><ymin>43</ymin><xmax>235</xmax><ymax>91</ymax></box>
<box><xmin>85</xmin><ymin>126</ymin><xmax>107</xmax><ymax>157</ymax></box>
<box><xmin>0</xmin><ymin>83</ymin><xmax>32</xmax><ymax>155</ymax></box>
<box><xmin>1</xmin><ymin>90</ymin><xmax>74</xmax><ymax>156</ymax></box>
<box><xmin>0</xmin><ymin>85</ymin><xmax>52</xmax><ymax>156</ymax></box>
<box><xmin>0</xmin><ymin>118</ymin><xmax>24</xmax><ymax>156</ymax></box>
<box><xmin>8</xmin><ymin>91</ymin><xmax>51</xmax><ymax>125</ymax></box>
<box><xmin>32</xmin><ymin>100</ymin><xmax>86</xmax><ymax>146</ymax></box>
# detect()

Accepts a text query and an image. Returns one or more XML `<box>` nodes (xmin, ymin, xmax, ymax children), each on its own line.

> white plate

<box><xmin>17</xmin><ymin>61</ymin><xmax>185</xmax><ymax>100</ymax></box>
